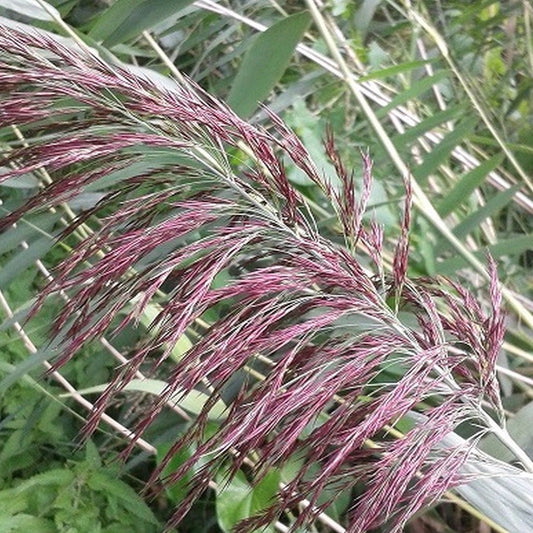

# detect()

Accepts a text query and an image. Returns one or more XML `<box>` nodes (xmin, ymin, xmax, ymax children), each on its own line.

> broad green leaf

<box><xmin>0</xmin><ymin>14</ymin><xmax>97</xmax><ymax>56</ymax></box>
<box><xmin>1</xmin><ymin>0</ymin><xmax>59</xmax><ymax>21</ymax></box>
<box><xmin>0</xmin><ymin>171</ymin><xmax>39</xmax><ymax>188</ymax></box>
<box><xmin>0</xmin><ymin>485</ymin><xmax>27</xmax><ymax>515</ymax></box>
<box><xmin>227</xmin><ymin>12</ymin><xmax>312</xmax><ymax>117</ymax></box>
<box><xmin>89</xmin><ymin>0</ymin><xmax>196</xmax><ymax>47</ymax></box>
<box><xmin>301</xmin><ymin>463</ymin><xmax>352</xmax><ymax>521</ymax></box>
<box><xmin>412</xmin><ymin>413</ymin><xmax>533</xmax><ymax>532</ymax></box>
<box><xmin>0</xmin><ymin>302</ymin><xmax>34</xmax><ymax>333</ymax></box>
<box><xmin>156</xmin><ymin>442</ymin><xmax>195</xmax><ymax>505</ymax></box>
<box><xmin>64</xmin><ymin>378</ymin><xmax>227</xmax><ymax>420</ymax></box>
<box><xmin>156</xmin><ymin>421</ymin><xmax>220</xmax><ymax>503</ymax></box>
<box><xmin>415</xmin><ymin>216</ymin><xmax>437</xmax><ymax>275</ymax></box>
<box><xmin>457</xmin><ymin>465</ymin><xmax>533</xmax><ymax>533</ymax></box>
<box><xmin>355</xmin><ymin>0</ymin><xmax>385</xmax><ymax>40</ymax></box>
<box><xmin>216</xmin><ymin>470</ymin><xmax>253</xmax><ymax>533</ymax></box>
<box><xmin>377</xmin><ymin>71</ymin><xmax>450</xmax><ymax>117</ymax></box>
<box><xmin>437</xmin><ymin>154</ymin><xmax>505</xmax><ymax>216</ymax></box>
<box><xmin>84</xmin><ymin>440</ymin><xmax>102</xmax><ymax>469</ymax></box>
<box><xmin>280</xmin><ymin>454</ymin><xmax>305</xmax><ymax>484</ymax></box>
<box><xmin>412</xmin><ymin>119</ymin><xmax>476</xmax><ymax>184</ymax></box>
<box><xmin>285</xmin><ymin>98</ymin><xmax>336</xmax><ymax>186</ymax></box>
<box><xmin>10</xmin><ymin>468</ymin><xmax>75</xmax><ymax>492</ymax></box>
<box><xmin>470</xmin><ymin>134</ymin><xmax>533</xmax><ymax>155</ymax></box>
<box><xmin>129</xmin><ymin>296</ymin><xmax>193</xmax><ymax>361</ymax></box>
<box><xmin>0</xmin><ymin>361</ymin><xmax>40</xmax><ymax>389</ymax></box>
<box><xmin>484</xmin><ymin>234</ymin><xmax>533</xmax><ymax>259</ymax></box>
<box><xmin>452</xmin><ymin>184</ymin><xmax>521</xmax><ymax>239</ymax></box>
<box><xmin>67</xmin><ymin>192</ymin><xmax>107</xmax><ymax>210</ymax></box>
<box><xmin>431</xmin><ymin>426</ymin><xmax>533</xmax><ymax>532</ymax></box>
<box><xmin>215</xmin><ymin>468</ymin><xmax>280</xmax><ymax>533</ymax></box>
<box><xmin>85</xmin><ymin>151</ymin><xmax>203</xmax><ymax>192</ymax></box>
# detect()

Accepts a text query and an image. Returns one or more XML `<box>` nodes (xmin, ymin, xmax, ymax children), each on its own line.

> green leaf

<box><xmin>0</xmin><ymin>342</ymin><xmax>60</xmax><ymax>392</ymax></box>
<box><xmin>156</xmin><ymin>421</ymin><xmax>219</xmax><ymax>504</ymax></box>
<box><xmin>89</xmin><ymin>0</ymin><xmax>196</xmax><ymax>47</ymax></box>
<box><xmin>392</xmin><ymin>105</ymin><xmax>464</xmax><ymax>146</ymax></box>
<box><xmin>452</xmin><ymin>184</ymin><xmax>521</xmax><ymax>239</ymax></box>
<box><xmin>85</xmin><ymin>440</ymin><xmax>102</xmax><ymax>469</ymax></box>
<box><xmin>215</xmin><ymin>468</ymin><xmax>280</xmax><ymax>533</ymax></box>
<box><xmin>0</xmin><ymin>302</ymin><xmax>34</xmax><ymax>333</ymax></box>
<box><xmin>156</xmin><ymin>439</ymin><xmax>201</xmax><ymax>505</ymax></box>
<box><xmin>0</xmin><ymin>171</ymin><xmax>40</xmax><ymax>189</ymax></box>
<box><xmin>480</xmin><ymin>400</ymin><xmax>533</xmax><ymax>462</ymax></box>
<box><xmin>355</xmin><ymin>0</ymin><xmax>386</xmax><ymax>40</ymax></box>
<box><xmin>63</xmin><ymin>378</ymin><xmax>228</xmax><ymax>420</ymax></box>
<box><xmin>485</xmin><ymin>234</ymin><xmax>533</xmax><ymax>259</ymax></box>
<box><xmin>0</xmin><ymin>211</ymin><xmax>60</xmax><ymax>256</ymax></box>
<box><xmin>0</xmin><ymin>513</ymin><xmax>55</xmax><ymax>532</ymax></box>
<box><xmin>133</xmin><ymin>298</ymin><xmax>193</xmax><ymax>360</ymax></box>
<box><xmin>156</xmin><ymin>443</ymin><xmax>192</xmax><ymax>505</ymax></box>
<box><xmin>1</xmin><ymin>0</ymin><xmax>60</xmax><ymax>21</ymax></box>
<box><xmin>440</xmin><ymin>429</ymin><xmax>533</xmax><ymax>533</ymax></box>
<box><xmin>87</xmin><ymin>471</ymin><xmax>159</xmax><ymax>525</ymax></box>
<box><xmin>414</xmin><ymin>217</ymin><xmax>436</xmax><ymax>275</ymax></box>
<box><xmin>301</xmin><ymin>463</ymin><xmax>352</xmax><ymax>521</ymax></box>
<box><xmin>470</xmin><ymin>134</ymin><xmax>533</xmax><ymax>155</ymax></box>
<box><xmin>412</xmin><ymin>118</ymin><xmax>477</xmax><ymax>184</ymax></box>
<box><xmin>11</xmin><ymin>469</ymin><xmax>75</xmax><ymax>493</ymax></box>
<box><xmin>0</xmin><ymin>486</ymin><xmax>27</xmax><ymax>516</ymax></box>
<box><xmin>227</xmin><ymin>12</ymin><xmax>312</xmax><ymax>117</ymax></box>
<box><xmin>457</xmin><ymin>465</ymin><xmax>533</xmax><ymax>533</ymax></box>
<box><xmin>359</xmin><ymin>60</ymin><xmax>430</xmax><ymax>82</ymax></box>
<box><xmin>437</xmin><ymin>154</ymin><xmax>505</xmax><ymax>216</ymax></box>
<box><xmin>0</xmin><ymin>236</ymin><xmax>54</xmax><ymax>288</ymax></box>
<box><xmin>285</xmin><ymin>98</ymin><xmax>336</xmax><ymax>186</ymax></box>
<box><xmin>377</xmin><ymin>71</ymin><xmax>450</xmax><ymax>116</ymax></box>
<box><xmin>437</xmin><ymin>233</ymin><xmax>533</xmax><ymax>274</ymax></box>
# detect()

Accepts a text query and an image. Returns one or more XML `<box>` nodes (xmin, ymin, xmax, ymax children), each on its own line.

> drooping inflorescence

<box><xmin>0</xmin><ymin>26</ymin><xmax>517</xmax><ymax>532</ymax></box>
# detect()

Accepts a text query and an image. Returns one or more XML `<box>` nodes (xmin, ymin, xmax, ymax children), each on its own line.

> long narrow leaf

<box><xmin>227</xmin><ymin>12</ymin><xmax>311</xmax><ymax>117</ymax></box>
<box><xmin>437</xmin><ymin>154</ymin><xmax>505</xmax><ymax>217</ymax></box>
<box><xmin>89</xmin><ymin>0</ymin><xmax>196</xmax><ymax>47</ymax></box>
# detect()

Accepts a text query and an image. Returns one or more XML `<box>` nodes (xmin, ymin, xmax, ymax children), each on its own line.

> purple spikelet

<box><xmin>392</xmin><ymin>174</ymin><xmax>413</xmax><ymax>296</ymax></box>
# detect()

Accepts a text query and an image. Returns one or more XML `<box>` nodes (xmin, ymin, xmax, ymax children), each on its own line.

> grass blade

<box><xmin>437</xmin><ymin>154</ymin><xmax>505</xmax><ymax>217</ymax></box>
<box><xmin>227</xmin><ymin>12</ymin><xmax>311</xmax><ymax>117</ymax></box>
<box><xmin>376</xmin><ymin>71</ymin><xmax>450</xmax><ymax>117</ymax></box>
<box><xmin>452</xmin><ymin>184</ymin><xmax>520</xmax><ymax>240</ymax></box>
<box><xmin>412</xmin><ymin>119</ymin><xmax>477</xmax><ymax>184</ymax></box>
<box><xmin>438</xmin><ymin>233</ymin><xmax>533</xmax><ymax>274</ymax></box>
<box><xmin>89</xmin><ymin>0</ymin><xmax>196</xmax><ymax>47</ymax></box>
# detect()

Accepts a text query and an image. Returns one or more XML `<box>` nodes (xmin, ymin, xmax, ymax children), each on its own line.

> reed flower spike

<box><xmin>1</xmin><ymin>25</ymin><xmax>532</xmax><ymax>533</ymax></box>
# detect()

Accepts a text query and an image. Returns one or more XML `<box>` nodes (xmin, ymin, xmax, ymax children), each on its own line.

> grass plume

<box><xmin>0</xmin><ymin>25</ymin><xmax>531</xmax><ymax>532</ymax></box>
